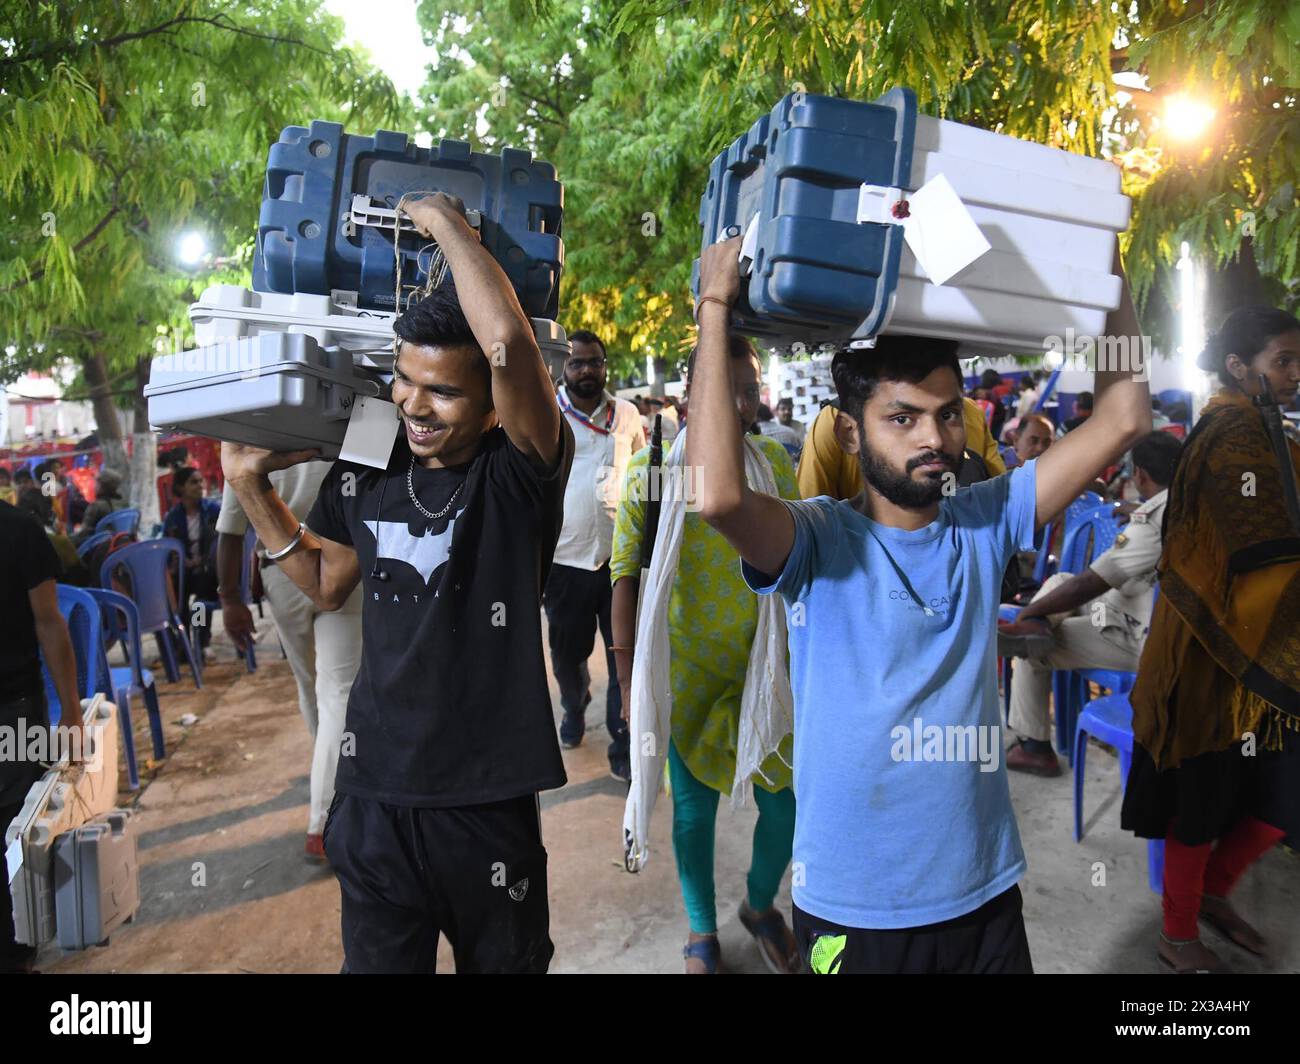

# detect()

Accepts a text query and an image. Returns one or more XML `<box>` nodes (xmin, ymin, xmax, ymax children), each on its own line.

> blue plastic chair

<box><xmin>101</xmin><ymin>539</ymin><xmax>203</xmax><ymax>689</ymax></box>
<box><xmin>41</xmin><ymin>585</ymin><xmax>101</xmax><ymax>716</ymax></box>
<box><xmin>76</xmin><ymin>530</ymin><xmax>113</xmax><ymax>562</ymax></box>
<box><xmin>1052</xmin><ymin>506</ymin><xmax>1123</xmax><ymax>755</ymax></box>
<box><xmin>1071</xmin><ymin>584</ymin><xmax>1163</xmax><ymax>892</ymax></box>
<box><xmin>1057</xmin><ymin>502</ymin><xmax>1120</xmax><ymax>575</ymax></box>
<box><xmin>85</xmin><ymin>587</ymin><xmax>164</xmax><ymax>787</ymax></box>
<box><xmin>1028</xmin><ymin>492</ymin><xmax>1102</xmax><ymax>587</ymax></box>
<box><xmin>1001</xmin><ymin>492</ymin><xmax>1103</xmax><ymax>721</ymax></box>
<box><xmin>95</xmin><ymin>507</ymin><xmax>141</xmax><ymax>536</ymax></box>
<box><xmin>1072</xmin><ymin>693</ymin><xmax>1165</xmax><ymax>893</ymax></box>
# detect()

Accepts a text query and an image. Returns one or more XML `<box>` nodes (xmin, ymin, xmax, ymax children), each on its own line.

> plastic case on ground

<box><xmin>53</xmin><ymin>810</ymin><xmax>139</xmax><ymax>950</ymax></box>
<box><xmin>693</xmin><ymin>89</ymin><xmax>1131</xmax><ymax>355</ymax></box>
<box><xmin>144</xmin><ymin>332</ymin><xmax>387</xmax><ymax>458</ymax></box>
<box><xmin>4</xmin><ymin>697</ymin><xmax>119</xmax><ymax>947</ymax></box>
<box><xmin>252</xmin><ymin>120</ymin><xmax>564</xmax><ymax>318</ymax></box>
<box><xmin>6</xmin><ymin>770</ymin><xmax>64</xmax><ymax>946</ymax></box>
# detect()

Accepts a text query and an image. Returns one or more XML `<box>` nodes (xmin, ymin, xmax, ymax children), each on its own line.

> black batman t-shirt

<box><xmin>306</xmin><ymin>421</ymin><xmax>574</xmax><ymax>807</ymax></box>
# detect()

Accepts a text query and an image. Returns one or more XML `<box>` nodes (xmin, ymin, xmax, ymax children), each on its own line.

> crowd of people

<box><xmin>3</xmin><ymin>191</ymin><xmax>1296</xmax><ymax>975</ymax></box>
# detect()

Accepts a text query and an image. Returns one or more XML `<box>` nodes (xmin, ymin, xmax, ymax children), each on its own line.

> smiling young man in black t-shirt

<box><xmin>222</xmin><ymin>193</ymin><xmax>573</xmax><ymax>973</ymax></box>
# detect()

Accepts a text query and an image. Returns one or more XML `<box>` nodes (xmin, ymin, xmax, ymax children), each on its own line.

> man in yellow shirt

<box><xmin>797</xmin><ymin>397</ymin><xmax>1006</xmax><ymax>499</ymax></box>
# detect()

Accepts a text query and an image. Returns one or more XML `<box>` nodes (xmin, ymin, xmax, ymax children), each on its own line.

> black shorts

<box><xmin>793</xmin><ymin>885</ymin><xmax>1033</xmax><ymax>974</ymax></box>
<box><xmin>324</xmin><ymin>791</ymin><xmax>553</xmax><ymax>974</ymax></box>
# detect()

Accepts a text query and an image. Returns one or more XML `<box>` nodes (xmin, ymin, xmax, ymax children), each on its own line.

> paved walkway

<box><xmin>40</xmin><ymin>616</ymin><xmax>1299</xmax><ymax>974</ymax></box>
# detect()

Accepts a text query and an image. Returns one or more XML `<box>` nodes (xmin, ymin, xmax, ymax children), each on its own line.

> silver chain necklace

<box><xmin>406</xmin><ymin>454</ymin><xmax>464</xmax><ymax>523</ymax></box>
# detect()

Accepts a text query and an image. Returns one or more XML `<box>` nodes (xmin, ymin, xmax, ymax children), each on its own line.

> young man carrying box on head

<box><xmin>221</xmin><ymin>192</ymin><xmax>573</xmax><ymax>974</ymax></box>
<box><xmin>687</xmin><ymin>236</ymin><xmax>1151</xmax><ymax>974</ymax></box>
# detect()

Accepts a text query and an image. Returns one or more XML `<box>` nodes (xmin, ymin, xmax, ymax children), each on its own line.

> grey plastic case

<box><xmin>144</xmin><ymin>332</ymin><xmax>386</xmax><ymax>457</ymax></box>
<box><xmin>52</xmin><ymin>810</ymin><xmax>139</xmax><ymax>951</ymax></box>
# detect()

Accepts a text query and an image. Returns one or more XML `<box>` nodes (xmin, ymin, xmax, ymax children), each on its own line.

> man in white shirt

<box><xmin>216</xmin><ymin>462</ymin><xmax>363</xmax><ymax>860</ymax></box>
<box><xmin>548</xmin><ymin>331</ymin><xmax>645</xmax><ymax>780</ymax></box>
<box><xmin>756</xmin><ymin>403</ymin><xmax>803</xmax><ymax>452</ymax></box>
<box><xmin>775</xmin><ymin>397</ymin><xmax>804</xmax><ymax>436</ymax></box>
<box><xmin>997</xmin><ymin>431</ymin><xmax>1182</xmax><ymax>776</ymax></box>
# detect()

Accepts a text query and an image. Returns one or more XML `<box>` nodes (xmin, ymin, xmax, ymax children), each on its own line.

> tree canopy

<box><xmin>418</xmin><ymin>0</ymin><xmax>1299</xmax><ymax>377</ymax></box>
<box><xmin>1</xmin><ymin>0</ymin><xmax>411</xmax><ymax>470</ymax></box>
<box><xmin>4</xmin><ymin>0</ymin><xmax>1295</xmax><ymax>415</ymax></box>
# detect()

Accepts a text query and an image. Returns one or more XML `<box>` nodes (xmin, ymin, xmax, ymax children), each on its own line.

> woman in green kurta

<box><xmin>610</xmin><ymin>337</ymin><xmax>799</xmax><ymax>974</ymax></box>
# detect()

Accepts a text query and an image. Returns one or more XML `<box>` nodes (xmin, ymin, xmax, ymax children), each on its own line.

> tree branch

<box><xmin>1</xmin><ymin>13</ymin><xmax>333</xmax><ymax>70</ymax></box>
<box><xmin>0</xmin><ymin>206</ymin><xmax>121</xmax><ymax>294</ymax></box>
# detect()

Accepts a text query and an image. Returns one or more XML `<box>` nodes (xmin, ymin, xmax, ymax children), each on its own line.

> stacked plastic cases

<box><xmin>145</xmin><ymin>333</ymin><xmax>385</xmax><ymax>458</ymax></box>
<box><xmin>693</xmin><ymin>89</ymin><xmax>1130</xmax><ymax>355</ymax></box>
<box><xmin>4</xmin><ymin>698</ymin><xmax>123</xmax><ymax>947</ymax></box>
<box><xmin>253</xmin><ymin>120</ymin><xmax>564</xmax><ymax>318</ymax></box>
<box><xmin>53</xmin><ymin>811</ymin><xmax>139</xmax><ymax>950</ymax></box>
<box><xmin>184</xmin><ymin>284</ymin><xmax>574</xmax><ymax>374</ymax></box>
<box><xmin>148</xmin><ymin>123</ymin><xmax>570</xmax><ymax>453</ymax></box>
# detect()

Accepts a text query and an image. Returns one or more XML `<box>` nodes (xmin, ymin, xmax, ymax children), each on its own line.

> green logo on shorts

<box><xmin>809</xmin><ymin>933</ymin><xmax>846</xmax><ymax>974</ymax></box>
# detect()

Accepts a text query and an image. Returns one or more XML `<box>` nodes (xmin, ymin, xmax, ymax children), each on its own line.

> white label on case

<box><xmin>339</xmin><ymin>396</ymin><xmax>400</xmax><ymax>469</ymax></box>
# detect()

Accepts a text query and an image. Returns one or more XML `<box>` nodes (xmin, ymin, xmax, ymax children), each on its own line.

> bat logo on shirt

<box><xmin>363</xmin><ymin>515</ymin><xmax>457</xmax><ymax>585</ymax></box>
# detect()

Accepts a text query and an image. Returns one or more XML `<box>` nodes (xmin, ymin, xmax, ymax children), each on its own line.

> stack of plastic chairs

<box><xmin>43</xmin><ymin>584</ymin><xmax>165</xmax><ymax>790</ymax></box>
<box><xmin>86</xmin><ymin>587</ymin><xmax>165</xmax><ymax>789</ymax></box>
<box><xmin>100</xmin><ymin>539</ymin><xmax>203</xmax><ymax>689</ymax></box>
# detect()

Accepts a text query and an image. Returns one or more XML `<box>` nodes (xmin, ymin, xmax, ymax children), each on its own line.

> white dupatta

<box><xmin>621</xmin><ymin>426</ymin><xmax>794</xmax><ymax>870</ymax></box>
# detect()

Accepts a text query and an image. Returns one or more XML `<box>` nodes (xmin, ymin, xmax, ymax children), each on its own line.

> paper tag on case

<box><xmin>901</xmin><ymin>172</ymin><xmax>991</xmax><ymax>286</ymax></box>
<box><xmin>339</xmin><ymin>396</ymin><xmax>399</xmax><ymax>469</ymax></box>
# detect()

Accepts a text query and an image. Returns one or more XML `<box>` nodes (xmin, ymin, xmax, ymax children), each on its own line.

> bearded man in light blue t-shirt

<box><xmin>686</xmin><ymin>238</ymin><xmax>1152</xmax><ymax>974</ymax></box>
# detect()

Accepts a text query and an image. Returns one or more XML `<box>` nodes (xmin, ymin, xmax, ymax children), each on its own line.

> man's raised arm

<box><xmin>1032</xmin><ymin>246</ymin><xmax>1153</xmax><ymax>526</ymax></box>
<box><xmin>404</xmin><ymin>194</ymin><xmax>563</xmax><ymax>472</ymax></box>
<box><xmin>688</xmin><ymin>236</ymin><xmax>794</xmax><ymax>578</ymax></box>
<box><xmin>219</xmin><ymin>445</ymin><xmax>360</xmax><ymax>611</ymax></box>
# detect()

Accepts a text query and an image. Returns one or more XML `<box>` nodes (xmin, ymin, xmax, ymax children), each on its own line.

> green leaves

<box><xmin>1</xmin><ymin>0</ymin><xmax>411</xmax><ymax>392</ymax></box>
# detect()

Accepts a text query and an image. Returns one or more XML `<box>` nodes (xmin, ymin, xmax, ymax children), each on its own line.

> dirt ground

<box><xmin>37</xmin><ymin>613</ymin><xmax>1300</xmax><ymax>975</ymax></box>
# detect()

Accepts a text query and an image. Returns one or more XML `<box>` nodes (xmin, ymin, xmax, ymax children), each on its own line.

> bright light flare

<box><xmin>177</xmin><ymin>232</ymin><xmax>207</xmax><ymax>265</ymax></box>
<box><xmin>1163</xmin><ymin>95</ymin><xmax>1215</xmax><ymax>141</ymax></box>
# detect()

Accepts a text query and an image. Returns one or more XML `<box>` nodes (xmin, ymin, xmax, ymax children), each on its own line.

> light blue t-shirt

<box><xmin>743</xmin><ymin>460</ymin><xmax>1039</xmax><ymax>929</ymax></box>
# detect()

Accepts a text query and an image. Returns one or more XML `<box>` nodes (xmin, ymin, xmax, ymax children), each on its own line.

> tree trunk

<box><xmin>129</xmin><ymin>355</ymin><xmax>160</xmax><ymax>531</ymax></box>
<box><xmin>82</xmin><ymin>350</ymin><xmax>128</xmax><ymax>475</ymax></box>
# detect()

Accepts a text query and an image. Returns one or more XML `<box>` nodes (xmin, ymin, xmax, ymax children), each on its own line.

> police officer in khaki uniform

<box><xmin>997</xmin><ymin>432</ymin><xmax>1184</xmax><ymax>776</ymax></box>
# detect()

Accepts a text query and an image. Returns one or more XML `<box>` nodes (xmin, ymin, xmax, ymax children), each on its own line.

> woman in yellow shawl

<box><xmin>1122</xmin><ymin>306</ymin><xmax>1300</xmax><ymax>973</ymax></box>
